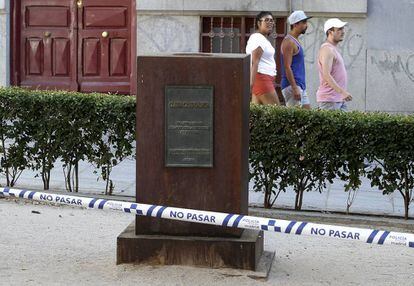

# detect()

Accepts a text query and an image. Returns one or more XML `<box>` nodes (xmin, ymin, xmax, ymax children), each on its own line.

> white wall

<box><xmin>137</xmin><ymin>15</ymin><xmax>199</xmax><ymax>54</ymax></box>
<box><xmin>367</xmin><ymin>50</ymin><xmax>414</xmax><ymax>112</ymax></box>
<box><xmin>137</xmin><ymin>0</ymin><xmax>288</xmax><ymax>14</ymax></box>
<box><xmin>136</xmin><ymin>0</ymin><xmax>367</xmax><ymax>16</ymax></box>
<box><xmin>293</xmin><ymin>0</ymin><xmax>367</xmax><ymax>14</ymax></box>
<box><xmin>364</xmin><ymin>0</ymin><xmax>414</xmax><ymax>112</ymax></box>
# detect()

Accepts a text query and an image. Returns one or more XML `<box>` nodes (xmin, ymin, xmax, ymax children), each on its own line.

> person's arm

<box><xmin>250</xmin><ymin>47</ymin><xmax>263</xmax><ymax>92</ymax></box>
<box><xmin>319</xmin><ymin>46</ymin><xmax>352</xmax><ymax>101</ymax></box>
<box><xmin>281</xmin><ymin>39</ymin><xmax>301</xmax><ymax>100</ymax></box>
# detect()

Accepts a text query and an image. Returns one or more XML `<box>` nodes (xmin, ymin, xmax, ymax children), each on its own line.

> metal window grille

<box><xmin>200</xmin><ymin>16</ymin><xmax>286</xmax><ymax>91</ymax></box>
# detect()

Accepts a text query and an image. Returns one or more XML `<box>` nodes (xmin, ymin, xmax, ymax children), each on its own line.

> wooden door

<box><xmin>19</xmin><ymin>0</ymin><xmax>77</xmax><ymax>90</ymax></box>
<box><xmin>77</xmin><ymin>0</ymin><xmax>133</xmax><ymax>94</ymax></box>
<box><xmin>13</xmin><ymin>0</ymin><xmax>136</xmax><ymax>94</ymax></box>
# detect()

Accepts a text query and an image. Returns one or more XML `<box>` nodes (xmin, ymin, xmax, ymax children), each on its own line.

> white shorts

<box><xmin>282</xmin><ymin>86</ymin><xmax>310</xmax><ymax>107</ymax></box>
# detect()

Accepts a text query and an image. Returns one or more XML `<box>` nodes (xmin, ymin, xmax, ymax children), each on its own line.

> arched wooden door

<box><xmin>11</xmin><ymin>0</ymin><xmax>136</xmax><ymax>94</ymax></box>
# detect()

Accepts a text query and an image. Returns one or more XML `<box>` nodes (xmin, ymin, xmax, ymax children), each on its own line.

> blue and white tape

<box><xmin>1</xmin><ymin>187</ymin><xmax>414</xmax><ymax>249</ymax></box>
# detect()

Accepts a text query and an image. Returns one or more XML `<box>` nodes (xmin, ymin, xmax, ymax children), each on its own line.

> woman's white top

<box><xmin>246</xmin><ymin>32</ymin><xmax>277</xmax><ymax>76</ymax></box>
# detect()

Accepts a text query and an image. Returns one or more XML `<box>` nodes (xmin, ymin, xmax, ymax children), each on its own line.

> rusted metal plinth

<box><xmin>117</xmin><ymin>222</ymin><xmax>264</xmax><ymax>271</ymax></box>
<box><xmin>126</xmin><ymin>54</ymin><xmax>264</xmax><ymax>271</ymax></box>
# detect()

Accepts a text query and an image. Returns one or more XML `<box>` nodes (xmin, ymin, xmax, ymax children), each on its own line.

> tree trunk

<box><xmin>74</xmin><ymin>162</ymin><xmax>79</xmax><ymax>193</ymax></box>
<box><xmin>298</xmin><ymin>186</ymin><xmax>304</xmax><ymax>210</ymax></box>
<box><xmin>346</xmin><ymin>190</ymin><xmax>357</xmax><ymax>215</ymax></box>
<box><xmin>402</xmin><ymin>170</ymin><xmax>410</xmax><ymax>220</ymax></box>
<box><xmin>294</xmin><ymin>183</ymin><xmax>305</xmax><ymax>211</ymax></box>
<box><xmin>294</xmin><ymin>189</ymin><xmax>301</xmax><ymax>211</ymax></box>
<box><xmin>5</xmin><ymin>169</ymin><xmax>10</xmax><ymax>187</ymax></box>
<box><xmin>42</xmin><ymin>165</ymin><xmax>50</xmax><ymax>190</ymax></box>
<box><xmin>43</xmin><ymin>172</ymin><xmax>50</xmax><ymax>190</ymax></box>
<box><xmin>65</xmin><ymin>165</ymin><xmax>73</xmax><ymax>192</ymax></box>
<box><xmin>105</xmin><ymin>166</ymin><xmax>110</xmax><ymax>195</ymax></box>
<box><xmin>404</xmin><ymin>190</ymin><xmax>410</xmax><ymax>220</ymax></box>
<box><xmin>264</xmin><ymin>181</ymin><xmax>271</xmax><ymax>208</ymax></box>
<box><xmin>2</xmin><ymin>135</ymin><xmax>10</xmax><ymax>186</ymax></box>
<box><xmin>264</xmin><ymin>190</ymin><xmax>269</xmax><ymax>208</ymax></box>
<box><xmin>108</xmin><ymin>180</ymin><xmax>114</xmax><ymax>195</ymax></box>
<box><xmin>9</xmin><ymin>169</ymin><xmax>15</xmax><ymax>187</ymax></box>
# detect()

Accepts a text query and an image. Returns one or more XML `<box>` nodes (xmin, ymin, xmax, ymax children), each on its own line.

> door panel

<box><xmin>26</xmin><ymin>6</ymin><xmax>70</xmax><ymax>27</ymax></box>
<box><xmin>110</xmin><ymin>39</ymin><xmax>127</xmax><ymax>76</ymax></box>
<box><xmin>14</xmin><ymin>0</ymin><xmax>135</xmax><ymax>94</ymax></box>
<box><xmin>26</xmin><ymin>38</ymin><xmax>43</xmax><ymax>75</ymax></box>
<box><xmin>84</xmin><ymin>7</ymin><xmax>127</xmax><ymax>27</ymax></box>
<box><xmin>83</xmin><ymin>38</ymin><xmax>100</xmax><ymax>76</ymax></box>
<box><xmin>20</xmin><ymin>0</ymin><xmax>77</xmax><ymax>90</ymax></box>
<box><xmin>53</xmin><ymin>38</ymin><xmax>70</xmax><ymax>76</ymax></box>
<box><xmin>78</xmin><ymin>0</ymin><xmax>132</xmax><ymax>93</ymax></box>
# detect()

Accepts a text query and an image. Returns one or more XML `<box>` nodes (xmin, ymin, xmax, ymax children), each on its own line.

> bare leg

<box><xmin>258</xmin><ymin>91</ymin><xmax>280</xmax><ymax>105</ymax></box>
<box><xmin>302</xmin><ymin>104</ymin><xmax>311</xmax><ymax>110</ymax></box>
<box><xmin>251</xmin><ymin>94</ymin><xmax>261</xmax><ymax>104</ymax></box>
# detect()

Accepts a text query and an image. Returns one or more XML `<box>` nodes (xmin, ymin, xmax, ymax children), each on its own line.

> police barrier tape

<box><xmin>1</xmin><ymin>187</ymin><xmax>414</xmax><ymax>249</ymax></box>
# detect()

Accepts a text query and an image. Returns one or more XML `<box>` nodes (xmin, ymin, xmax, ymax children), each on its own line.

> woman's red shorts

<box><xmin>252</xmin><ymin>73</ymin><xmax>276</xmax><ymax>96</ymax></box>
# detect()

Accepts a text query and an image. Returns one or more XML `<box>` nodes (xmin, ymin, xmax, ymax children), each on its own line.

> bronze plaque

<box><xmin>165</xmin><ymin>86</ymin><xmax>213</xmax><ymax>167</ymax></box>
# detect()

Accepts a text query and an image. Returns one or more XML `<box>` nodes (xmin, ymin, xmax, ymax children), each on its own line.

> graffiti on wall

<box><xmin>371</xmin><ymin>52</ymin><xmax>414</xmax><ymax>85</ymax></box>
<box><xmin>366</xmin><ymin>50</ymin><xmax>414</xmax><ymax>111</ymax></box>
<box><xmin>302</xmin><ymin>18</ymin><xmax>365</xmax><ymax>69</ymax></box>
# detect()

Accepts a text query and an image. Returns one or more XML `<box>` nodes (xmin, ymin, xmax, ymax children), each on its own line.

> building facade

<box><xmin>1</xmin><ymin>0</ymin><xmax>414</xmax><ymax>112</ymax></box>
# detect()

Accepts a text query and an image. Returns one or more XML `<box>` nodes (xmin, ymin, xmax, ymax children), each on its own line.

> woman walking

<box><xmin>246</xmin><ymin>11</ymin><xmax>280</xmax><ymax>105</ymax></box>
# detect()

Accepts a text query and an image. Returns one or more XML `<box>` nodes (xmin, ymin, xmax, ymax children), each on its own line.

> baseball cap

<box><xmin>324</xmin><ymin>18</ymin><xmax>348</xmax><ymax>33</ymax></box>
<box><xmin>288</xmin><ymin>11</ymin><xmax>312</xmax><ymax>25</ymax></box>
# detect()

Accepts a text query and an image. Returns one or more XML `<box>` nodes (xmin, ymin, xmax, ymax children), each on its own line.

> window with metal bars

<box><xmin>200</xmin><ymin>16</ymin><xmax>286</xmax><ymax>92</ymax></box>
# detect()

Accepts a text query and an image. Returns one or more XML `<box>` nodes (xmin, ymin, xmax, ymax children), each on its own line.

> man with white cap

<box><xmin>280</xmin><ymin>11</ymin><xmax>312</xmax><ymax>109</ymax></box>
<box><xmin>316</xmin><ymin>18</ymin><xmax>352</xmax><ymax>111</ymax></box>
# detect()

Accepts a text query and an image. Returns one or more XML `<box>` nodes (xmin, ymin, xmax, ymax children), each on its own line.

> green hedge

<box><xmin>1</xmin><ymin>88</ymin><xmax>413</xmax><ymax>219</ymax></box>
<box><xmin>0</xmin><ymin>87</ymin><xmax>135</xmax><ymax>194</ymax></box>
<box><xmin>249</xmin><ymin>105</ymin><xmax>414</xmax><ymax>219</ymax></box>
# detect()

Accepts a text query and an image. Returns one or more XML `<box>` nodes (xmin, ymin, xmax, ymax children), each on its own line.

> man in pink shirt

<box><xmin>316</xmin><ymin>18</ymin><xmax>352</xmax><ymax>111</ymax></box>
